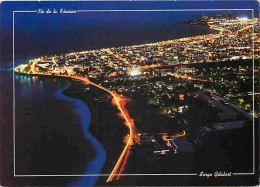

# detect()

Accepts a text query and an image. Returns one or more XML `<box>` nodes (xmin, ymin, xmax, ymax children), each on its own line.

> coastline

<box><xmin>11</xmin><ymin>13</ymin><xmax>258</xmax><ymax>185</ymax></box>
<box><xmin>61</xmin><ymin>79</ymin><xmax>129</xmax><ymax>185</ymax></box>
<box><xmin>12</xmin><ymin>73</ymin><xmax>102</xmax><ymax>185</ymax></box>
<box><xmin>13</xmin><ymin>72</ymin><xmax>128</xmax><ymax>185</ymax></box>
<box><xmin>55</xmin><ymin>82</ymin><xmax>106</xmax><ymax>186</ymax></box>
<box><xmin>15</xmin><ymin>57</ymin><xmax>257</xmax><ymax>185</ymax></box>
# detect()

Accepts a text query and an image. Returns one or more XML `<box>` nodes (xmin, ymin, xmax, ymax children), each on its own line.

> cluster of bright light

<box><xmin>239</xmin><ymin>17</ymin><xmax>249</xmax><ymax>22</ymax></box>
<box><xmin>129</xmin><ymin>69</ymin><xmax>141</xmax><ymax>76</ymax></box>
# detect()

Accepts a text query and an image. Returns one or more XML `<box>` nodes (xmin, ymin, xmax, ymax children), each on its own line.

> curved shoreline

<box><xmin>14</xmin><ymin>70</ymin><xmax>136</xmax><ymax>183</ymax></box>
<box><xmin>60</xmin><ymin>77</ymin><xmax>130</xmax><ymax>185</ymax></box>
<box><xmin>60</xmin><ymin>75</ymin><xmax>135</xmax><ymax>182</ymax></box>
<box><xmin>55</xmin><ymin>82</ymin><xmax>106</xmax><ymax>186</ymax></box>
<box><xmin>14</xmin><ymin>72</ymin><xmax>129</xmax><ymax>185</ymax></box>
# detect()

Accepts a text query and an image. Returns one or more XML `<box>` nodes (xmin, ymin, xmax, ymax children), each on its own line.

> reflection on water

<box><xmin>15</xmin><ymin>74</ymin><xmax>106</xmax><ymax>186</ymax></box>
<box><xmin>15</xmin><ymin>75</ymin><xmax>45</xmax><ymax>96</ymax></box>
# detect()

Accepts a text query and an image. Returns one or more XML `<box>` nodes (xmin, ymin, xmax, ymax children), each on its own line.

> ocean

<box><xmin>0</xmin><ymin>22</ymin><xmax>211</xmax><ymax>185</ymax></box>
<box><xmin>13</xmin><ymin>73</ymin><xmax>105</xmax><ymax>186</ymax></box>
<box><xmin>0</xmin><ymin>1</ymin><xmax>258</xmax><ymax>186</ymax></box>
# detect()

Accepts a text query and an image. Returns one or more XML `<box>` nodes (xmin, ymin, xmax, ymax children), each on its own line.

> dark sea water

<box><xmin>13</xmin><ymin>73</ymin><xmax>105</xmax><ymax>186</ymax></box>
<box><xmin>0</xmin><ymin>1</ymin><xmax>258</xmax><ymax>186</ymax></box>
<box><xmin>2</xmin><ymin>22</ymin><xmax>210</xmax><ymax>185</ymax></box>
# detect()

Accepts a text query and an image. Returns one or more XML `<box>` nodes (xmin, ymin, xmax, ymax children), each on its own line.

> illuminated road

<box><xmin>75</xmin><ymin>76</ymin><xmax>137</xmax><ymax>182</ymax></box>
<box><xmin>173</xmin><ymin>74</ymin><xmax>212</xmax><ymax>82</ymax></box>
<box><xmin>30</xmin><ymin>58</ymin><xmax>42</xmax><ymax>72</ymax></box>
<box><xmin>160</xmin><ymin>130</ymin><xmax>187</xmax><ymax>140</ymax></box>
<box><xmin>15</xmin><ymin>21</ymin><xmax>256</xmax><ymax>183</ymax></box>
<box><xmin>130</xmin><ymin>64</ymin><xmax>212</xmax><ymax>82</ymax></box>
<box><xmin>28</xmin><ymin>61</ymin><xmax>136</xmax><ymax>183</ymax></box>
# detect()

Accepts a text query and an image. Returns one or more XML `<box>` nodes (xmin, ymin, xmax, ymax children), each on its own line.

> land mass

<box><xmin>14</xmin><ymin>14</ymin><xmax>259</xmax><ymax>185</ymax></box>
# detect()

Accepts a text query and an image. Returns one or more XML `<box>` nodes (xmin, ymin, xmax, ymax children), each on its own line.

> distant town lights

<box><xmin>129</xmin><ymin>69</ymin><xmax>141</xmax><ymax>76</ymax></box>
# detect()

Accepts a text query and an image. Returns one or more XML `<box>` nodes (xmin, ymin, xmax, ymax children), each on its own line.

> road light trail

<box><xmin>173</xmin><ymin>74</ymin><xmax>212</xmax><ymax>82</ymax></box>
<box><xmin>128</xmin><ymin>64</ymin><xmax>211</xmax><ymax>82</ymax></box>
<box><xmin>28</xmin><ymin>61</ymin><xmax>136</xmax><ymax>183</ymax></box>
<box><xmin>61</xmin><ymin>75</ymin><xmax>136</xmax><ymax>182</ymax></box>
<box><xmin>27</xmin><ymin>55</ymin><xmax>199</xmax><ymax>183</ymax></box>
<box><xmin>105</xmin><ymin>92</ymin><xmax>135</xmax><ymax>182</ymax></box>
<box><xmin>15</xmin><ymin>22</ymin><xmax>255</xmax><ymax>183</ymax></box>
<box><xmin>30</xmin><ymin>58</ymin><xmax>42</xmax><ymax>72</ymax></box>
<box><xmin>160</xmin><ymin>130</ymin><xmax>186</xmax><ymax>140</ymax></box>
<box><xmin>116</xmin><ymin>146</ymin><xmax>131</xmax><ymax>180</ymax></box>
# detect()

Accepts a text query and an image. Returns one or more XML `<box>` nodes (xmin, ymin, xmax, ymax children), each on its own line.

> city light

<box><xmin>239</xmin><ymin>17</ymin><xmax>249</xmax><ymax>22</ymax></box>
<box><xmin>13</xmin><ymin>13</ymin><xmax>259</xmax><ymax>184</ymax></box>
<box><xmin>129</xmin><ymin>69</ymin><xmax>141</xmax><ymax>76</ymax></box>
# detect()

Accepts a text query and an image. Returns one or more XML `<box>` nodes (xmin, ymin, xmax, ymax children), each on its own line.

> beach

<box><xmin>10</xmin><ymin>72</ymin><xmax>128</xmax><ymax>186</ymax></box>
<box><xmin>62</xmin><ymin>79</ymin><xmax>129</xmax><ymax>185</ymax></box>
<box><xmin>1</xmin><ymin>1</ymin><xmax>258</xmax><ymax>185</ymax></box>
